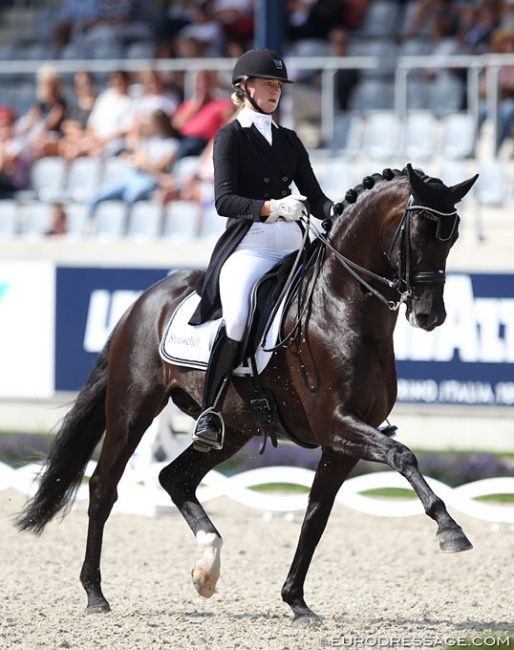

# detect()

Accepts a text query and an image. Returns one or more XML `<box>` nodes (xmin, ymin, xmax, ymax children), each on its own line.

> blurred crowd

<box><xmin>2</xmin><ymin>0</ymin><xmax>514</xmax><ymax>235</ymax></box>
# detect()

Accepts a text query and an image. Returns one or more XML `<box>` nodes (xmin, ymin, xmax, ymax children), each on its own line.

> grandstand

<box><xmin>0</xmin><ymin>0</ymin><xmax>513</xmax><ymax>252</ymax></box>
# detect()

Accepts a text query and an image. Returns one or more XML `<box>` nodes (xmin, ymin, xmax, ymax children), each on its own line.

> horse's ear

<box><xmin>405</xmin><ymin>163</ymin><xmax>428</xmax><ymax>198</ymax></box>
<box><xmin>450</xmin><ymin>174</ymin><xmax>479</xmax><ymax>204</ymax></box>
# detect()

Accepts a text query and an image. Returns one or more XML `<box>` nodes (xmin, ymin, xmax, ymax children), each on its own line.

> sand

<box><xmin>1</xmin><ymin>488</ymin><xmax>512</xmax><ymax>650</ymax></box>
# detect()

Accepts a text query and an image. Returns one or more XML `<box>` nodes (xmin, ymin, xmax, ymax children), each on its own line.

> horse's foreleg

<box><xmin>281</xmin><ymin>452</ymin><xmax>358</xmax><ymax>626</ymax></box>
<box><xmin>338</xmin><ymin>417</ymin><xmax>473</xmax><ymax>553</ymax></box>
<box><xmin>159</xmin><ymin>429</ymin><xmax>250</xmax><ymax>598</ymax></box>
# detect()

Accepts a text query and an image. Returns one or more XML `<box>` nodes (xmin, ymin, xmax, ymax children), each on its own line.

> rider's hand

<box><xmin>267</xmin><ymin>194</ymin><xmax>308</xmax><ymax>222</ymax></box>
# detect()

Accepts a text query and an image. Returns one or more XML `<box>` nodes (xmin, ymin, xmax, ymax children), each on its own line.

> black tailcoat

<box><xmin>189</xmin><ymin>115</ymin><xmax>332</xmax><ymax>325</ymax></box>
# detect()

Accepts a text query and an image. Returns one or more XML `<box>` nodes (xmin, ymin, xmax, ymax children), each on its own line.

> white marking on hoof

<box><xmin>192</xmin><ymin>531</ymin><xmax>223</xmax><ymax>598</ymax></box>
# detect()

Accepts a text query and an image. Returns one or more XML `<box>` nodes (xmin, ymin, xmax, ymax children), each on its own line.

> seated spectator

<box><xmin>45</xmin><ymin>202</ymin><xmax>68</xmax><ymax>237</ymax></box>
<box><xmin>88</xmin><ymin>109</ymin><xmax>178</xmax><ymax>212</ymax></box>
<box><xmin>210</xmin><ymin>0</ymin><xmax>255</xmax><ymax>41</ymax></box>
<box><xmin>285</xmin><ymin>26</ymin><xmax>359</xmax><ymax>144</ymax></box>
<box><xmin>52</xmin><ymin>0</ymin><xmax>100</xmax><ymax>55</ymax></box>
<box><xmin>86</xmin><ymin>70</ymin><xmax>134</xmax><ymax>158</ymax></box>
<box><xmin>17</xmin><ymin>65</ymin><xmax>67</xmax><ymax>159</ymax></box>
<box><xmin>478</xmin><ymin>27</ymin><xmax>514</xmax><ymax>152</ymax></box>
<box><xmin>459</xmin><ymin>0</ymin><xmax>501</xmax><ymax>54</ymax></box>
<box><xmin>174</xmin><ymin>1</ymin><xmax>224</xmax><ymax>57</ymax></box>
<box><xmin>80</xmin><ymin>0</ymin><xmax>157</xmax><ymax>49</ymax></box>
<box><xmin>0</xmin><ymin>106</ymin><xmax>32</xmax><ymax>197</ymax></box>
<box><xmin>170</xmin><ymin>70</ymin><xmax>234</xmax><ymax>162</ymax></box>
<box><xmin>58</xmin><ymin>71</ymin><xmax>98</xmax><ymax>162</ymax></box>
<box><xmin>126</xmin><ymin>69</ymin><xmax>181</xmax><ymax>149</ymax></box>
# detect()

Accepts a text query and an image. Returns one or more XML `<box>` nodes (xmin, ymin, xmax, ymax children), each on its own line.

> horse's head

<box><xmin>398</xmin><ymin>163</ymin><xmax>478</xmax><ymax>330</ymax></box>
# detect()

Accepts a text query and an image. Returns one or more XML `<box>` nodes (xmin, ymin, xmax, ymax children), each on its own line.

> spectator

<box><xmin>58</xmin><ymin>71</ymin><xmax>98</xmax><ymax>162</ymax></box>
<box><xmin>478</xmin><ymin>27</ymin><xmax>514</xmax><ymax>152</ymax></box>
<box><xmin>52</xmin><ymin>0</ymin><xmax>100</xmax><ymax>54</ymax></box>
<box><xmin>88</xmin><ymin>109</ymin><xmax>179</xmax><ymax>212</ymax></box>
<box><xmin>174</xmin><ymin>1</ymin><xmax>224</xmax><ymax>57</ymax></box>
<box><xmin>127</xmin><ymin>69</ymin><xmax>181</xmax><ymax>149</ymax></box>
<box><xmin>210</xmin><ymin>0</ymin><xmax>255</xmax><ymax>41</ymax></box>
<box><xmin>16</xmin><ymin>65</ymin><xmax>67</xmax><ymax>159</ymax></box>
<box><xmin>0</xmin><ymin>106</ymin><xmax>31</xmax><ymax>197</ymax></box>
<box><xmin>45</xmin><ymin>202</ymin><xmax>68</xmax><ymax>236</ymax></box>
<box><xmin>460</xmin><ymin>0</ymin><xmax>501</xmax><ymax>54</ymax></box>
<box><xmin>285</xmin><ymin>26</ymin><xmax>359</xmax><ymax>143</ymax></box>
<box><xmin>81</xmin><ymin>0</ymin><xmax>157</xmax><ymax>49</ymax></box>
<box><xmin>170</xmin><ymin>70</ymin><xmax>234</xmax><ymax>162</ymax></box>
<box><xmin>86</xmin><ymin>70</ymin><xmax>134</xmax><ymax>158</ymax></box>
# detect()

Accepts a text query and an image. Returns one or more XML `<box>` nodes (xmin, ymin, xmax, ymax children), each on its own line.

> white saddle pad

<box><xmin>159</xmin><ymin>292</ymin><xmax>287</xmax><ymax>376</ymax></box>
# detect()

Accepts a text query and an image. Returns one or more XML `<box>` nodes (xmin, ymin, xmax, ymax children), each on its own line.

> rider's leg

<box><xmin>192</xmin><ymin>323</ymin><xmax>239</xmax><ymax>452</ymax></box>
<box><xmin>192</xmin><ymin>222</ymin><xmax>302</xmax><ymax>451</ymax></box>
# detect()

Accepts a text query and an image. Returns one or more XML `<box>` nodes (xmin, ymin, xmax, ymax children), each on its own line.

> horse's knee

<box><xmin>387</xmin><ymin>442</ymin><xmax>418</xmax><ymax>476</ymax></box>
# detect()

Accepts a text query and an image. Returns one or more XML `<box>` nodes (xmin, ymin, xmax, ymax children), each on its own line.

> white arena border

<box><xmin>2</xmin><ymin>459</ymin><xmax>514</xmax><ymax>525</ymax></box>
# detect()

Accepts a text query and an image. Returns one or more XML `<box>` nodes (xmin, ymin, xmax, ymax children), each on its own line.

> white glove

<box><xmin>267</xmin><ymin>194</ymin><xmax>307</xmax><ymax>223</ymax></box>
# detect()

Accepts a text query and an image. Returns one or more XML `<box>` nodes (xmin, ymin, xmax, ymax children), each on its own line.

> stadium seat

<box><xmin>438</xmin><ymin>113</ymin><xmax>477</xmax><ymax>159</ymax></box>
<box><xmin>65</xmin><ymin>156</ymin><xmax>102</xmax><ymax>201</ymax></box>
<box><xmin>199</xmin><ymin>204</ymin><xmax>226</xmax><ymax>239</ymax></box>
<box><xmin>162</xmin><ymin>200</ymin><xmax>199</xmax><ymax>239</ymax></box>
<box><xmin>91</xmin><ymin>200</ymin><xmax>127</xmax><ymax>238</ymax></box>
<box><xmin>0</xmin><ymin>200</ymin><xmax>19</xmax><ymax>237</ymax></box>
<box><xmin>329</xmin><ymin>113</ymin><xmax>363</xmax><ymax>156</ymax></box>
<box><xmin>127</xmin><ymin>201</ymin><xmax>163</xmax><ymax>240</ymax></box>
<box><xmin>64</xmin><ymin>201</ymin><xmax>90</xmax><ymax>238</ymax></box>
<box><xmin>19</xmin><ymin>201</ymin><xmax>52</xmax><ymax>237</ymax></box>
<box><xmin>29</xmin><ymin>156</ymin><xmax>67</xmax><ymax>202</ymax></box>
<box><xmin>401</xmin><ymin>111</ymin><xmax>438</xmax><ymax>162</ymax></box>
<box><xmin>361</xmin><ymin>111</ymin><xmax>402</xmax><ymax>160</ymax></box>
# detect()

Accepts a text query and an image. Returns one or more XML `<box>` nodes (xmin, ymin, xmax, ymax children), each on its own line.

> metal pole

<box><xmin>254</xmin><ymin>0</ymin><xmax>286</xmax><ymax>54</ymax></box>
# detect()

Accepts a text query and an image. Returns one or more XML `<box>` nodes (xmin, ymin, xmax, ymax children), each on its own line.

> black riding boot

<box><xmin>192</xmin><ymin>325</ymin><xmax>239</xmax><ymax>452</ymax></box>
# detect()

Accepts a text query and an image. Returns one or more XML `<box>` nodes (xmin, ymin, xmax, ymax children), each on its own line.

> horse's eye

<box><xmin>411</xmin><ymin>231</ymin><xmax>425</xmax><ymax>246</ymax></box>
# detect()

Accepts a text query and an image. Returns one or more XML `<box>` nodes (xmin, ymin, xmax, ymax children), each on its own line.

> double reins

<box><xmin>305</xmin><ymin>195</ymin><xmax>456</xmax><ymax>311</ymax></box>
<box><xmin>261</xmin><ymin>193</ymin><xmax>456</xmax><ymax>351</ymax></box>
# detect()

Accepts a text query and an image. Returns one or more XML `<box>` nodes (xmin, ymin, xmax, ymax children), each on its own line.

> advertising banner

<box><xmin>53</xmin><ymin>267</ymin><xmax>514</xmax><ymax>407</ymax></box>
<box><xmin>395</xmin><ymin>273</ymin><xmax>514</xmax><ymax>406</ymax></box>
<box><xmin>0</xmin><ymin>260</ymin><xmax>55</xmax><ymax>398</ymax></box>
<box><xmin>55</xmin><ymin>267</ymin><xmax>168</xmax><ymax>391</ymax></box>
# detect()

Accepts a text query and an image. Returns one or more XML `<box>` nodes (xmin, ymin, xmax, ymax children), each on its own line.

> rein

<box><xmin>261</xmin><ymin>190</ymin><xmax>456</xmax><ymax>352</ymax></box>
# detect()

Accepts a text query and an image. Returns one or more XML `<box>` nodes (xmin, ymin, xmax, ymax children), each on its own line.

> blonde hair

<box><xmin>231</xmin><ymin>84</ymin><xmax>245</xmax><ymax>109</ymax></box>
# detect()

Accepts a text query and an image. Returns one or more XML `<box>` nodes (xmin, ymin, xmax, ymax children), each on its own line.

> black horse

<box><xmin>16</xmin><ymin>164</ymin><xmax>477</xmax><ymax>625</ymax></box>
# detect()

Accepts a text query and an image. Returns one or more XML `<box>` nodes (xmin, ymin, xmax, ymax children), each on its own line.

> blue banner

<box><xmin>55</xmin><ymin>268</ymin><xmax>514</xmax><ymax>406</ymax></box>
<box><xmin>394</xmin><ymin>273</ymin><xmax>514</xmax><ymax>406</ymax></box>
<box><xmin>55</xmin><ymin>267</ymin><xmax>169</xmax><ymax>391</ymax></box>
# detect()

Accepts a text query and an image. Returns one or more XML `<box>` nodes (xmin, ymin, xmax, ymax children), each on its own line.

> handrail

<box><xmin>1</xmin><ymin>53</ymin><xmax>513</xmax><ymax>156</ymax></box>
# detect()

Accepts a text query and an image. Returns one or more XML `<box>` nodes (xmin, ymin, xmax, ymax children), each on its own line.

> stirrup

<box><xmin>192</xmin><ymin>408</ymin><xmax>225</xmax><ymax>452</ymax></box>
<box><xmin>377</xmin><ymin>423</ymin><xmax>397</xmax><ymax>438</ymax></box>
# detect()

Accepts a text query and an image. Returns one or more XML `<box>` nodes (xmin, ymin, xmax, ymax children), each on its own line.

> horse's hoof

<box><xmin>85</xmin><ymin>603</ymin><xmax>111</xmax><ymax>615</ymax></box>
<box><xmin>192</xmin><ymin>563</ymin><xmax>218</xmax><ymax>598</ymax></box>
<box><xmin>437</xmin><ymin>527</ymin><xmax>473</xmax><ymax>553</ymax></box>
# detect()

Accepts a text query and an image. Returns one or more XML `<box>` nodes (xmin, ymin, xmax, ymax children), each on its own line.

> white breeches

<box><xmin>219</xmin><ymin>220</ymin><xmax>303</xmax><ymax>342</ymax></box>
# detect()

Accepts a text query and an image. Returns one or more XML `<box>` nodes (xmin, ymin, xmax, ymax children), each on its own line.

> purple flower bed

<box><xmin>2</xmin><ymin>433</ymin><xmax>512</xmax><ymax>487</ymax></box>
<box><xmin>217</xmin><ymin>437</ymin><xmax>514</xmax><ymax>487</ymax></box>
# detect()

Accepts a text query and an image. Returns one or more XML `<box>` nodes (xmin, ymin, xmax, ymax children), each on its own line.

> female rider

<box><xmin>189</xmin><ymin>48</ymin><xmax>338</xmax><ymax>451</ymax></box>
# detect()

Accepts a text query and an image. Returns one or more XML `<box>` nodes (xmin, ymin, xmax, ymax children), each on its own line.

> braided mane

<box><xmin>337</xmin><ymin>167</ymin><xmax>408</xmax><ymax>217</ymax></box>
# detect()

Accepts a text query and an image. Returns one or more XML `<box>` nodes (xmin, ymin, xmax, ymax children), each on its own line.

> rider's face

<box><xmin>245</xmin><ymin>77</ymin><xmax>283</xmax><ymax>113</ymax></box>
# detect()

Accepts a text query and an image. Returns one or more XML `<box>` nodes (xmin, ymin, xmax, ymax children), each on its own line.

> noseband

<box><xmin>305</xmin><ymin>194</ymin><xmax>459</xmax><ymax>312</ymax></box>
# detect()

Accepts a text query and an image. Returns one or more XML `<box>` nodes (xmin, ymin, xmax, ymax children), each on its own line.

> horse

<box><xmin>15</xmin><ymin>164</ymin><xmax>478</xmax><ymax>625</ymax></box>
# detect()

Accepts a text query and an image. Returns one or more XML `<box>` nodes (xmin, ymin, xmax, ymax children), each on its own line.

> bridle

<box><xmin>304</xmin><ymin>195</ymin><xmax>459</xmax><ymax>312</ymax></box>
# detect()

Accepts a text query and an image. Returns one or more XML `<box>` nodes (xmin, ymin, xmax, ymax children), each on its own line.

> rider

<box><xmin>189</xmin><ymin>48</ymin><xmax>338</xmax><ymax>452</ymax></box>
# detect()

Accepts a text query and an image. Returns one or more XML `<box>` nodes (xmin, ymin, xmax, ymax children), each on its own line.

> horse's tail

<box><xmin>15</xmin><ymin>338</ymin><xmax>111</xmax><ymax>535</ymax></box>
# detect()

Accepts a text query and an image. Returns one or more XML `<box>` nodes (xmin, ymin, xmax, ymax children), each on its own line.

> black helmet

<box><xmin>232</xmin><ymin>48</ymin><xmax>292</xmax><ymax>86</ymax></box>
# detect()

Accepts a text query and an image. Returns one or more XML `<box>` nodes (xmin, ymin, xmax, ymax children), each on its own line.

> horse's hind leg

<box><xmin>80</xmin><ymin>388</ymin><xmax>166</xmax><ymax>613</ymax></box>
<box><xmin>159</xmin><ymin>428</ymin><xmax>250</xmax><ymax>598</ymax></box>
